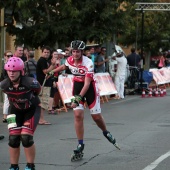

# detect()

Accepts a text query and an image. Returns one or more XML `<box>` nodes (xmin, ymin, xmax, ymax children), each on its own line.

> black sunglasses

<box><xmin>6</xmin><ymin>55</ymin><xmax>13</xmax><ymax>57</ymax></box>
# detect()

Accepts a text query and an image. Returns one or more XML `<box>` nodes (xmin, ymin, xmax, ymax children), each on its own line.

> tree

<box><xmin>117</xmin><ymin>0</ymin><xmax>170</xmax><ymax>54</ymax></box>
<box><xmin>0</xmin><ymin>0</ymin><xmax>125</xmax><ymax>49</ymax></box>
<box><xmin>0</xmin><ymin>0</ymin><xmax>169</xmax><ymax>53</ymax></box>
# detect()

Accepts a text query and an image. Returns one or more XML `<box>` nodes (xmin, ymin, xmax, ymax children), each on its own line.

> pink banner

<box><xmin>150</xmin><ymin>68</ymin><xmax>170</xmax><ymax>85</ymax></box>
<box><xmin>94</xmin><ymin>73</ymin><xmax>117</xmax><ymax>96</ymax></box>
<box><xmin>57</xmin><ymin>73</ymin><xmax>117</xmax><ymax>103</ymax></box>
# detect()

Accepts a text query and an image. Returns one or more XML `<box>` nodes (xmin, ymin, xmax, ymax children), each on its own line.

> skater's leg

<box><xmin>9</xmin><ymin>135</ymin><xmax>20</xmax><ymax>169</ymax></box>
<box><xmin>21</xmin><ymin>134</ymin><xmax>35</xmax><ymax>165</ymax></box>
<box><xmin>9</xmin><ymin>147</ymin><xmax>20</xmax><ymax>164</ymax></box>
<box><xmin>74</xmin><ymin>109</ymin><xmax>84</xmax><ymax>142</ymax></box>
<box><xmin>91</xmin><ymin>113</ymin><xmax>120</xmax><ymax>150</ymax></box>
<box><xmin>91</xmin><ymin>113</ymin><xmax>107</xmax><ymax>131</ymax></box>
<box><xmin>70</xmin><ymin>109</ymin><xmax>85</xmax><ymax>162</ymax></box>
<box><xmin>24</xmin><ymin>144</ymin><xmax>35</xmax><ymax>163</ymax></box>
<box><xmin>9</xmin><ymin>135</ymin><xmax>21</xmax><ymax>164</ymax></box>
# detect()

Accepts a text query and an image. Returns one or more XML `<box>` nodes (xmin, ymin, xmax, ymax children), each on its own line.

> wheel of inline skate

<box><xmin>71</xmin><ymin>154</ymin><xmax>75</xmax><ymax>162</ymax></box>
<box><xmin>79</xmin><ymin>154</ymin><xmax>83</xmax><ymax>159</ymax></box>
<box><xmin>75</xmin><ymin>155</ymin><xmax>79</xmax><ymax>160</ymax></box>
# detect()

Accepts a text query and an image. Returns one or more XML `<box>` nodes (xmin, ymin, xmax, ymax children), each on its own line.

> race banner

<box><xmin>94</xmin><ymin>73</ymin><xmax>117</xmax><ymax>96</ymax></box>
<box><xmin>57</xmin><ymin>73</ymin><xmax>117</xmax><ymax>104</ymax></box>
<box><xmin>57</xmin><ymin>75</ymin><xmax>73</xmax><ymax>103</ymax></box>
<box><xmin>149</xmin><ymin>67</ymin><xmax>170</xmax><ymax>85</ymax></box>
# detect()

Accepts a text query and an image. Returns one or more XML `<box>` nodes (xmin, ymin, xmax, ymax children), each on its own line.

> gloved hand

<box><xmin>71</xmin><ymin>95</ymin><xmax>83</xmax><ymax>107</ymax></box>
<box><xmin>48</xmin><ymin>70</ymin><xmax>54</xmax><ymax>76</ymax></box>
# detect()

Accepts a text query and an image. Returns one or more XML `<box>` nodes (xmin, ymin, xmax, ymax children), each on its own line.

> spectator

<box><xmin>0</xmin><ymin>50</ymin><xmax>13</xmax><ymax>123</ymax></box>
<box><xmin>89</xmin><ymin>46</ymin><xmax>101</xmax><ymax>72</ymax></box>
<box><xmin>95</xmin><ymin>46</ymin><xmax>101</xmax><ymax>56</ymax></box>
<box><xmin>127</xmin><ymin>48</ymin><xmax>141</xmax><ymax>88</ymax></box>
<box><xmin>85</xmin><ymin>50</ymin><xmax>91</xmax><ymax>59</ymax></box>
<box><xmin>157</xmin><ymin>52</ymin><xmax>166</xmax><ymax>69</ymax></box>
<box><xmin>112</xmin><ymin>51</ymin><xmax>127</xmax><ymax>99</ymax></box>
<box><xmin>60</xmin><ymin>49</ymin><xmax>72</xmax><ymax>74</ymax></box>
<box><xmin>13</xmin><ymin>45</ymin><xmax>24</xmax><ymax>61</ymax></box>
<box><xmin>127</xmin><ymin>47</ymin><xmax>141</xmax><ymax>68</ymax></box>
<box><xmin>36</xmin><ymin>46</ymin><xmax>56</xmax><ymax>125</ymax></box>
<box><xmin>95</xmin><ymin>47</ymin><xmax>109</xmax><ymax>73</ymax></box>
<box><xmin>48</xmin><ymin>50</ymin><xmax>61</xmax><ymax>113</ymax></box>
<box><xmin>89</xmin><ymin>47</ymin><xmax>96</xmax><ymax>64</ymax></box>
<box><xmin>22</xmin><ymin>47</ymin><xmax>29</xmax><ymax>62</ymax></box>
<box><xmin>25</xmin><ymin>51</ymin><xmax>37</xmax><ymax>79</ymax></box>
<box><xmin>166</xmin><ymin>50</ymin><xmax>170</xmax><ymax>67</ymax></box>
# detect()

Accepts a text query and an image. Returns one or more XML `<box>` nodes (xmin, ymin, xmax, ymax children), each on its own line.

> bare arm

<box><xmin>43</xmin><ymin>64</ymin><xmax>56</xmax><ymax>74</ymax></box>
<box><xmin>52</xmin><ymin>64</ymin><xmax>67</xmax><ymax>73</ymax></box>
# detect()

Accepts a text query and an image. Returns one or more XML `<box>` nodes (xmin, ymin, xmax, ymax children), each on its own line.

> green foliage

<box><xmin>0</xmin><ymin>0</ymin><xmax>170</xmax><ymax>53</ymax></box>
<box><xmin>1</xmin><ymin>0</ymin><xmax>125</xmax><ymax>48</ymax></box>
<box><xmin>117</xmin><ymin>0</ymin><xmax>170</xmax><ymax>53</ymax></box>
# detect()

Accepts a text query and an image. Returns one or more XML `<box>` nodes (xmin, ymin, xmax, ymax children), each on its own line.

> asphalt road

<box><xmin>1</xmin><ymin>91</ymin><xmax>170</xmax><ymax>170</ymax></box>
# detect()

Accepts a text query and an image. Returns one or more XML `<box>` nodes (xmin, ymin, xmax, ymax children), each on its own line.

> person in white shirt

<box><xmin>112</xmin><ymin>51</ymin><xmax>127</xmax><ymax>99</ymax></box>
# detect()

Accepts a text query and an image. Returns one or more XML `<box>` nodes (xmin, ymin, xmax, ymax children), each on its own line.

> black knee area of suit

<box><xmin>8</xmin><ymin>135</ymin><xmax>21</xmax><ymax>148</ymax></box>
<box><xmin>21</xmin><ymin>135</ymin><xmax>34</xmax><ymax>148</ymax></box>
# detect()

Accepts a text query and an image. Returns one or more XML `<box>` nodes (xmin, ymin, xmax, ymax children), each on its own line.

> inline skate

<box><xmin>71</xmin><ymin>144</ymin><xmax>84</xmax><ymax>162</ymax></box>
<box><xmin>104</xmin><ymin>131</ymin><xmax>120</xmax><ymax>150</ymax></box>
<box><xmin>9</xmin><ymin>166</ymin><xmax>19</xmax><ymax>170</ymax></box>
<box><xmin>25</xmin><ymin>163</ymin><xmax>35</xmax><ymax>170</ymax></box>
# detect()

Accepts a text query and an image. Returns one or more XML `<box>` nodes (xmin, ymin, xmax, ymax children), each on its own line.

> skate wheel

<box><xmin>114</xmin><ymin>143</ymin><xmax>121</xmax><ymax>150</ymax></box>
<box><xmin>71</xmin><ymin>155</ymin><xmax>75</xmax><ymax>162</ymax></box>
<box><xmin>71</xmin><ymin>153</ymin><xmax>83</xmax><ymax>162</ymax></box>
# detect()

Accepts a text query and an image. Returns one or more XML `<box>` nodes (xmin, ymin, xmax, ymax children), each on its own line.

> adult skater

<box><xmin>112</xmin><ymin>50</ymin><xmax>127</xmax><ymax>99</ymax></box>
<box><xmin>49</xmin><ymin>40</ymin><xmax>120</xmax><ymax>161</ymax></box>
<box><xmin>0</xmin><ymin>57</ymin><xmax>41</xmax><ymax>170</ymax></box>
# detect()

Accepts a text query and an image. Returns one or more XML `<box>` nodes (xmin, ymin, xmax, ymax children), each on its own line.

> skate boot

<box><xmin>9</xmin><ymin>165</ymin><xmax>19</xmax><ymax>170</ymax></box>
<box><xmin>71</xmin><ymin>144</ymin><xmax>84</xmax><ymax>162</ymax></box>
<box><xmin>103</xmin><ymin>131</ymin><xmax>120</xmax><ymax>150</ymax></box>
<box><xmin>25</xmin><ymin>163</ymin><xmax>35</xmax><ymax>170</ymax></box>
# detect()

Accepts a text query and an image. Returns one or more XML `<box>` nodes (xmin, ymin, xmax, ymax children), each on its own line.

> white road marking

<box><xmin>142</xmin><ymin>151</ymin><xmax>170</xmax><ymax>170</ymax></box>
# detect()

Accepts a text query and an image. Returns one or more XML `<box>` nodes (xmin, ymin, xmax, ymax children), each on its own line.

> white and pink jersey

<box><xmin>65</xmin><ymin>55</ymin><xmax>94</xmax><ymax>82</ymax></box>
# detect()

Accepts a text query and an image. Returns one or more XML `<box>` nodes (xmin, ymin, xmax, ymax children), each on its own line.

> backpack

<box><xmin>25</xmin><ymin>61</ymin><xmax>37</xmax><ymax>79</ymax></box>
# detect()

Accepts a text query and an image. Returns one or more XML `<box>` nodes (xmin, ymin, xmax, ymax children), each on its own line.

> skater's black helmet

<box><xmin>71</xmin><ymin>40</ymin><xmax>86</xmax><ymax>50</ymax></box>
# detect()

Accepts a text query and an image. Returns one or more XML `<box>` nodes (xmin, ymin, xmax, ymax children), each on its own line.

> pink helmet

<box><xmin>4</xmin><ymin>57</ymin><xmax>24</xmax><ymax>75</ymax></box>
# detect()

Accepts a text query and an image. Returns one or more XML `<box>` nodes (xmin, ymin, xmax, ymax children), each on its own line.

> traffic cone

<box><xmin>155</xmin><ymin>88</ymin><xmax>159</xmax><ymax>97</ymax></box>
<box><xmin>141</xmin><ymin>89</ymin><xmax>146</xmax><ymax>98</ymax></box>
<box><xmin>160</xmin><ymin>89</ymin><xmax>164</xmax><ymax>97</ymax></box>
<box><xmin>148</xmin><ymin>89</ymin><xmax>152</xmax><ymax>97</ymax></box>
<box><xmin>163</xmin><ymin>87</ymin><xmax>167</xmax><ymax>95</ymax></box>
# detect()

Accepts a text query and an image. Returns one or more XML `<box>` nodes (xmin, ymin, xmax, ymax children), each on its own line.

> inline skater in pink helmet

<box><xmin>1</xmin><ymin>56</ymin><xmax>41</xmax><ymax>170</ymax></box>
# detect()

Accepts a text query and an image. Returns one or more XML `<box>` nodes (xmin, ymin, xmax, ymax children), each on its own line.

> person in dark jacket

<box><xmin>0</xmin><ymin>57</ymin><xmax>41</xmax><ymax>170</ymax></box>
